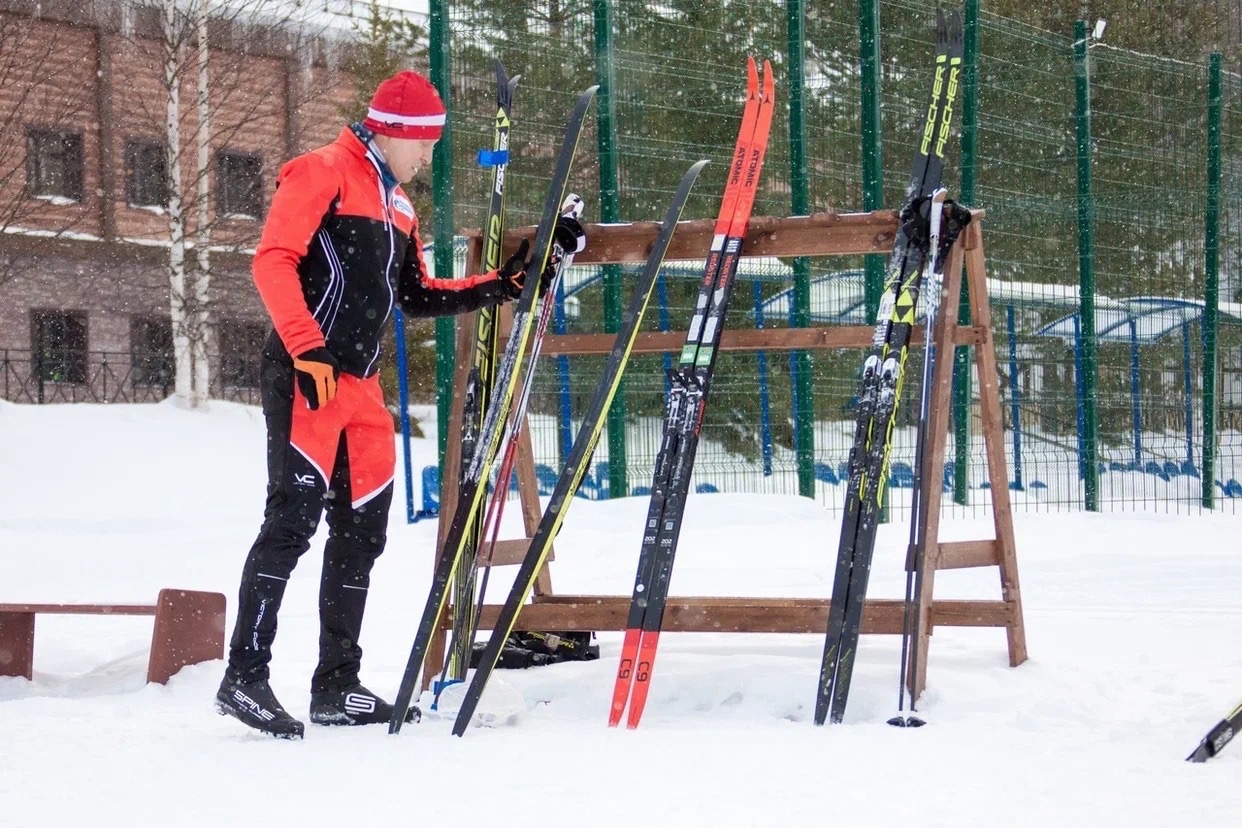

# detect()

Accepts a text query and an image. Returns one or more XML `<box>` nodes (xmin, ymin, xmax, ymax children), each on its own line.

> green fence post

<box><xmin>1203</xmin><ymin>53</ymin><xmax>1222</xmax><ymax>509</ymax></box>
<box><xmin>858</xmin><ymin>0</ymin><xmax>885</xmax><ymax>519</ymax></box>
<box><xmin>788</xmin><ymin>0</ymin><xmax>815</xmax><ymax>499</ymax></box>
<box><xmin>1074</xmin><ymin>20</ymin><xmax>1099</xmax><ymax>511</ymax></box>
<box><xmin>430</xmin><ymin>0</ymin><xmax>455</xmax><ymax>472</ymax></box>
<box><xmin>859</xmin><ymin>0</ymin><xmax>884</xmax><ymax>323</ymax></box>
<box><xmin>594</xmin><ymin>0</ymin><xmax>627</xmax><ymax>500</ymax></box>
<box><xmin>952</xmin><ymin>0</ymin><xmax>979</xmax><ymax>505</ymax></box>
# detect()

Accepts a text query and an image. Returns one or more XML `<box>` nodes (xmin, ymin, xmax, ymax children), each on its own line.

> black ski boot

<box><xmin>216</xmin><ymin>677</ymin><xmax>305</xmax><ymax>740</ymax></box>
<box><xmin>309</xmin><ymin>684</ymin><xmax>421</xmax><ymax>727</ymax></box>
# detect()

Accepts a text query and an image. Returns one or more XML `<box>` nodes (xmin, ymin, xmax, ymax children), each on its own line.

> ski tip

<box><xmin>762</xmin><ymin>59</ymin><xmax>775</xmax><ymax>100</ymax></box>
<box><xmin>746</xmin><ymin>56</ymin><xmax>758</xmax><ymax>95</ymax></box>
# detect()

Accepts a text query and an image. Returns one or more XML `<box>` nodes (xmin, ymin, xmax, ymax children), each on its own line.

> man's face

<box><xmin>379</xmin><ymin>137</ymin><xmax>438</xmax><ymax>183</ymax></box>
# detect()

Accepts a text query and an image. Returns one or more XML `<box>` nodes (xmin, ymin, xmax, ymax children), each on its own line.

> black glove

<box><xmin>498</xmin><ymin>238</ymin><xmax>531</xmax><ymax>300</ymax></box>
<box><xmin>898</xmin><ymin>196</ymin><xmax>972</xmax><ymax>269</ymax></box>
<box><xmin>497</xmin><ymin>216</ymin><xmax>589</xmax><ymax>301</ymax></box>
<box><xmin>292</xmin><ymin>347</ymin><xmax>340</xmax><ymax>410</ymax></box>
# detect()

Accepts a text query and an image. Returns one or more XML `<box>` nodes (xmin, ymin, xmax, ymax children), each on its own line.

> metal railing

<box><xmin>0</xmin><ymin>349</ymin><xmax>260</xmax><ymax>405</ymax></box>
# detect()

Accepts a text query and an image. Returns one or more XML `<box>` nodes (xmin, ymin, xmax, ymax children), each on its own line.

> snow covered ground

<box><xmin>2</xmin><ymin>399</ymin><xmax>1241</xmax><ymax>827</ymax></box>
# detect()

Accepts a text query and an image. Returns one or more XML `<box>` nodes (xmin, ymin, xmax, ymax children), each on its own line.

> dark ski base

<box><xmin>1187</xmin><ymin>699</ymin><xmax>1242</xmax><ymax>762</ymax></box>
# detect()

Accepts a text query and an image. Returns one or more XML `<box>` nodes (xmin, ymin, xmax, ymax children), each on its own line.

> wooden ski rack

<box><xmin>426</xmin><ymin>209</ymin><xmax>1027</xmax><ymax>703</ymax></box>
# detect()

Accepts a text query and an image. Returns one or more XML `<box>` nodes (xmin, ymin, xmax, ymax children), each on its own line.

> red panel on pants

<box><xmin>288</xmin><ymin>373</ymin><xmax>394</xmax><ymax>508</ymax></box>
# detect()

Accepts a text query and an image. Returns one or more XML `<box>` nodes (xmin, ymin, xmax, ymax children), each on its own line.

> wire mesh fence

<box><xmin>421</xmin><ymin>2</ymin><xmax>1242</xmax><ymax>517</ymax></box>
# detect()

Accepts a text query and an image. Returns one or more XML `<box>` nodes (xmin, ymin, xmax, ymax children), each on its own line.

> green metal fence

<box><xmin>416</xmin><ymin>0</ymin><xmax>1242</xmax><ymax>516</ymax></box>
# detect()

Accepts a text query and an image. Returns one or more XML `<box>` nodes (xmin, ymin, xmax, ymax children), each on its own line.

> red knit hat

<box><xmin>362</xmin><ymin>70</ymin><xmax>446</xmax><ymax>140</ymax></box>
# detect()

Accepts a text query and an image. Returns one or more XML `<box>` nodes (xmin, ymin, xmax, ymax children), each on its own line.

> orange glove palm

<box><xmin>292</xmin><ymin>347</ymin><xmax>340</xmax><ymax>410</ymax></box>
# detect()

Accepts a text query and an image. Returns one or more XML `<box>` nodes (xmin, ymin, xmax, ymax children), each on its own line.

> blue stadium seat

<box><xmin>889</xmin><ymin>462</ymin><xmax>915</xmax><ymax>489</ymax></box>
<box><xmin>814</xmin><ymin>462</ymin><xmax>839</xmax><ymax>485</ymax></box>
<box><xmin>1144</xmin><ymin>460</ymin><xmax>1170</xmax><ymax>481</ymax></box>
<box><xmin>1162</xmin><ymin>460</ymin><xmax>1181</xmax><ymax>479</ymax></box>
<box><xmin>1181</xmin><ymin>461</ymin><xmax>1200</xmax><ymax>478</ymax></box>
<box><xmin>534</xmin><ymin>464</ymin><xmax>559</xmax><ymax>495</ymax></box>
<box><xmin>942</xmin><ymin>461</ymin><xmax>955</xmax><ymax>491</ymax></box>
<box><xmin>421</xmin><ymin>465</ymin><xmax>440</xmax><ymax>509</ymax></box>
<box><xmin>1226</xmin><ymin>479</ymin><xmax>1242</xmax><ymax>498</ymax></box>
<box><xmin>695</xmin><ymin>483</ymin><xmax>719</xmax><ymax>494</ymax></box>
<box><xmin>1029</xmin><ymin>480</ymin><xmax>1048</xmax><ymax>490</ymax></box>
<box><xmin>631</xmin><ymin>486</ymin><xmax>651</xmax><ymax>497</ymax></box>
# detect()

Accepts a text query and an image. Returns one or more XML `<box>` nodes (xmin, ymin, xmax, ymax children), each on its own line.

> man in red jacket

<box><xmin>215</xmin><ymin>69</ymin><xmax>584</xmax><ymax>739</ymax></box>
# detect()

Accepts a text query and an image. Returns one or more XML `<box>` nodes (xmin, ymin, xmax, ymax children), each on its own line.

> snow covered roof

<box><xmin>754</xmin><ymin>272</ymin><xmax>1129</xmax><ymax>326</ymax></box>
<box><xmin>1035</xmin><ymin>297</ymin><xmax>1242</xmax><ymax>344</ymax></box>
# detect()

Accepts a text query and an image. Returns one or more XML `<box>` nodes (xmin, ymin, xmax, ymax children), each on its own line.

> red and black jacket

<box><xmin>252</xmin><ymin>126</ymin><xmax>509</xmax><ymax>377</ymax></box>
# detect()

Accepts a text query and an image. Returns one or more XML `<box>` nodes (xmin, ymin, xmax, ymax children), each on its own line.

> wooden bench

<box><xmin>0</xmin><ymin>588</ymin><xmax>227</xmax><ymax>684</ymax></box>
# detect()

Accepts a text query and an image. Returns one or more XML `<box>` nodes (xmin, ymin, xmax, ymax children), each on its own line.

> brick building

<box><xmin>0</xmin><ymin>0</ymin><xmax>358</xmax><ymax>403</ymax></box>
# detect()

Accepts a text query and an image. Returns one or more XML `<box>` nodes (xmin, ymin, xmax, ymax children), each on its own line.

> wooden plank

<box><xmin>468</xmin><ymin>211</ymin><xmax>901</xmax><ymax>264</ymax></box>
<box><xmin>474</xmin><ymin>596</ymin><xmax>1013</xmax><ymax>634</ymax></box>
<box><xmin>539</xmin><ymin>324</ymin><xmax>988</xmax><ymax>357</ymax></box>
<box><xmin>937</xmin><ymin>540</ymin><xmax>1000</xmax><ymax>570</ymax></box>
<box><xmin>464</xmin><ymin>209</ymin><xmax>985</xmax><ymax>266</ymax></box>
<box><xmin>476</xmin><ymin>538</ymin><xmax>536</xmax><ymax>568</ymax></box>
<box><xmin>0</xmin><ymin>604</ymin><xmax>157</xmax><ymax>615</ymax></box>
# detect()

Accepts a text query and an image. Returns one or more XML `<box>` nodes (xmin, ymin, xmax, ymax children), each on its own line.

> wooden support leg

<box><xmin>147</xmin><ymin>589</ymin><xmax>226</xmax><ymax>684</ymax></box>
<box><xmin>964</xmin><ymin>226</ymin><xmax>1028</xmax><ymax>668</ymax></box>
<box><xmin>0</xmin><ymin>610</ymin><xmax>35</xmax><ymax>680</ymax></box>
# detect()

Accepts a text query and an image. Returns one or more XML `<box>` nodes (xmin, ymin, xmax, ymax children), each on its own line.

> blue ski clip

<box><xmin>476</xmin><ymin>148</ymin><xmax>509</xmax><ymax>167</ymax></box>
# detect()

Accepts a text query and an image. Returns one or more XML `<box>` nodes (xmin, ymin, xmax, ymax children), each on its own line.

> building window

<box><xmin>27</xmin><ymin>128</ymin><xmax>84</xmax><ymax>202</ymax></box>
<box><xmin>216</xmin><ymin>150</ymin><xmax>263</xmax><ymax>219</ymax></box>
<box><xmin>218</xmin><ymin>320</ymin><xmax>266</xmax><ymax>388</ymax></box>
<box><xmin>125</xmin><ymin>140</ymin><xmax>168</xmax><ymax>209</ymax></box>
<box><xmin>31</xmin><ymin>310</ymin><xmax>87</xmax><ymax>384</ymax></box>
<box><xmin>131</xmin><ymin>316</ymin><xmax>174</xmax><ymax>388</ymax></box>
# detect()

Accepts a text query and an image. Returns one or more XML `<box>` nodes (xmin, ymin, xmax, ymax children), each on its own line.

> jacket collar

<box><xmin>336</xmin><ymin>124</ymin><xmax>400</xmax><ymax>193</ymax></box>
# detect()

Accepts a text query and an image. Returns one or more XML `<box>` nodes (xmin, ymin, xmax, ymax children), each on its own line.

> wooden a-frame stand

<box><xmin>426</xmin><ymin>210</ymin><xmax>1027</xmax><ymax>701</ymax></box>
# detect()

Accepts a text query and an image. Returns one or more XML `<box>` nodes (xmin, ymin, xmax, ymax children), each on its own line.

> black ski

<box><xmin>610</xmin><ymin>58</ymin><xmax>775</xmax><ymax>729</ymax></box>
<box><xmin>815</xmin><ymin>8</ymin><xmax>964</xmax><ymax>726</ymax></box>
<box><xmin>448</xmin><ymin>59</ymin><xmax>520</xmax><ymax>683</ymax></box>
<box><xmin>449</xmin><ymin>159</ymin><xmax>708</xmax><ymax>736</ymax></box>
<box><xmin>1187</xmin><ymin>699</ymin><xmax>1242</xmax><ymax>762</ymax></box>
<box><xmin>388</xmin><ymin>85</ymin><xmax>598</xmax><ymax>734</ymax></box>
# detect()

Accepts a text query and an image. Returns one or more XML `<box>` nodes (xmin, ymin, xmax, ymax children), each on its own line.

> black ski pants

<box><xmin>226</xmin><ymin>354</ymin><xmax>395</xmax><ymax>692</ymax></box>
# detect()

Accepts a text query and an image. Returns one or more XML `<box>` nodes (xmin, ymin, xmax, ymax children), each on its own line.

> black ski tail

<box><xmin>1187</xmin><ymin>699</ymin><xmax>1242</xmax><ymax>762</ymax></box>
